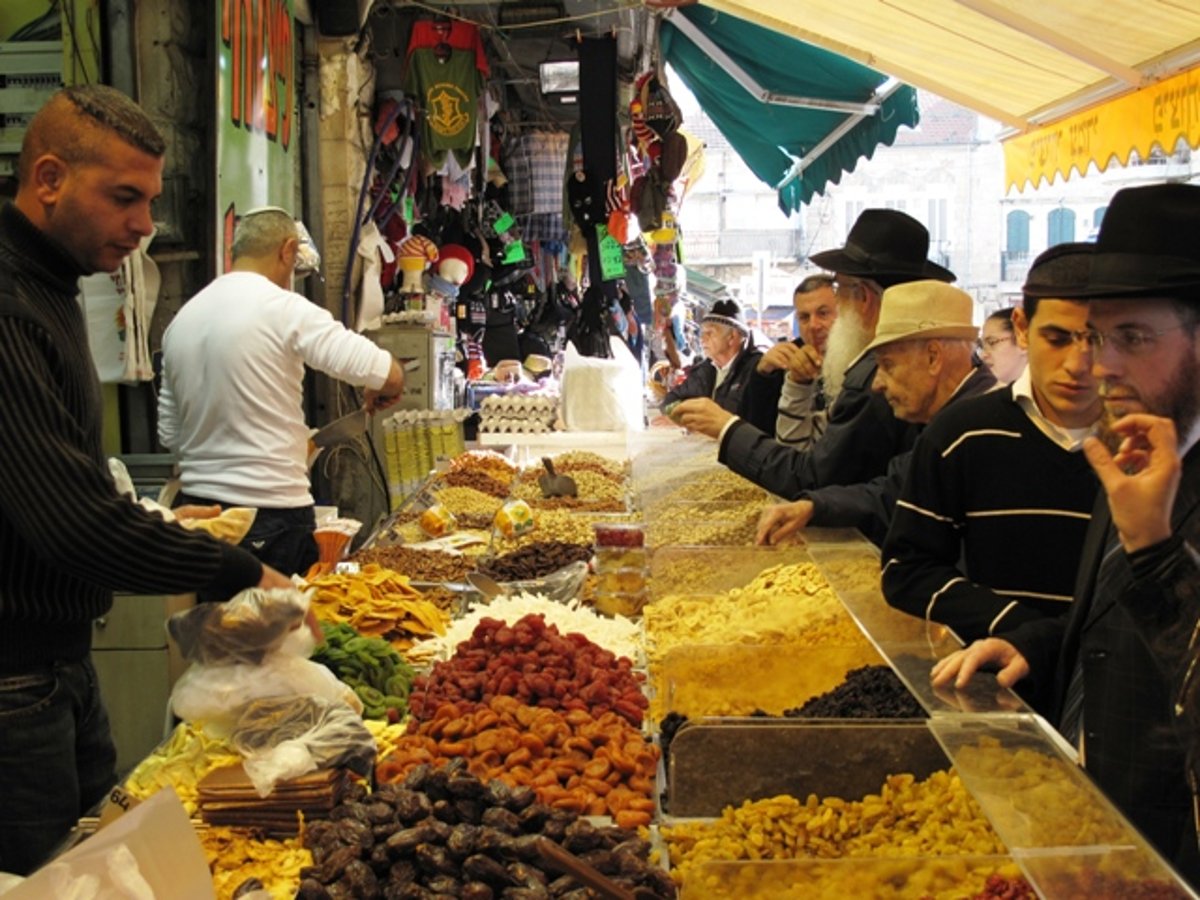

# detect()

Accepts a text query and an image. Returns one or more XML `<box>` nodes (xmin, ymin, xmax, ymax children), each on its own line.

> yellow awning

<box><xmin>1003</xmin><ymin>65</ymin><xmax>1200</xmax><ymax>191</ymax></box>
<box><xmin>702</xmin><ymin>0</ymin><xmax>1200</xmax><ymax>187</ymax></box>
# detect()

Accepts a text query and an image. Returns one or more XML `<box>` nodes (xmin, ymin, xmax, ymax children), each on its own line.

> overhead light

<box><xmin>539</xmin><ymin>60</ymin><xmax>579</xmax><ymax>95</ymax></box>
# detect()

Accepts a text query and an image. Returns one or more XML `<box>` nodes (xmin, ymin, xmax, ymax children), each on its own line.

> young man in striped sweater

<box><xmin>0</xmin><ymin>86</ymin><xmax>291</xmax><ymax>875</ymax></box>
<box><xmin>880</xmin><ymin>243</ymin><xmax>1101</xmax><ymax>710</ymax></box>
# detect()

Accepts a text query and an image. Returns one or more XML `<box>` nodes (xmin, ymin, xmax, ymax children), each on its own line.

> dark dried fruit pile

<box><xmin>297</xmin><ymin>759</ymin><xmax>676</xmax><ymax>899</ymax></box>
<box><xmin>784</xmin><ymin>665</ymin><xmax>926</xmax><ymax>719</ymax></box>
<box><xmin>479</xmin><ymin>542</ymin><xmax>594</xmax><ymax>582</ymax></box>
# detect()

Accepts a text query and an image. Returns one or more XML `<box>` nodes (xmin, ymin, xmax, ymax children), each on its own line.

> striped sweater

<box><xmin>0</xmin><ymin>203</ymin><xmax>261</xmax><ymax>670</ymax></box>
<box><xmin>881</xmin><ymin>385</ymin><xmax>1098</xmax><ymax>644</ymax></box>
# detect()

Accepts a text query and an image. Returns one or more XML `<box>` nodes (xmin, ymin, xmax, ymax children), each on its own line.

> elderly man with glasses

<box><xmin>675</xmin><ymin>209</ymin><xmax>954</xmax><ymax>498</ymax></box>
<box><xmin>932</xmin><ymin>184</ymin><xmax>1200</xmax><ymax>888</ymax></box>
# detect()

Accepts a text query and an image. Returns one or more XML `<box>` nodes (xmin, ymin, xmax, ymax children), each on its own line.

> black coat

<box><xmin>663</xmin><ymin>344</ymin><xmax>763</xmax><ymax>415</ymax></box>
<box><xmin>718</xmin><ymin>354</ymin><xmax>917</xmax><ymax>499</ymax></box>
<box><xmin>1007</xmin><ymin>443</ymin><xmax>1200</xmax><ymax>885</ymax></box>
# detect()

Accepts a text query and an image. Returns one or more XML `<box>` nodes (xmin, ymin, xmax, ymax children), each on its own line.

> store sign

<box><xmin>1003</xmin><ymin>64</ymin><xmax>1200</xmax><ymax>192</ymax></box>
<box><xmin>216</xmin><ymin>0</ymin><xmax>298</xmax><ymax>272</ymax></box>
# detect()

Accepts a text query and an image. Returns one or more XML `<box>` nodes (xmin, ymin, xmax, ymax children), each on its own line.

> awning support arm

<box><xmin>775</xmin><ymin>78</ymin><xmax>905</xmax><ymax>192</ymax></box>
<box><xmin>665</xmin><ymin>8</ymin><xmax>880</xmax><ymax>115</ymax></box>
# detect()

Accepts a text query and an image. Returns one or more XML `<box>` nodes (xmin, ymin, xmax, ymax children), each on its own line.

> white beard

<box><xmin>821</xmin><ymin>302</ymin><xmax>873</xmax><ymax>404</ymax></box>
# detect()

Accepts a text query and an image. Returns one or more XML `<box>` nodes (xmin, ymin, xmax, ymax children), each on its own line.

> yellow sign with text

<box><xmin>1004</xmin><ymin>65</ymin><xmax>1200</xmax><ymax>192</ymax></box>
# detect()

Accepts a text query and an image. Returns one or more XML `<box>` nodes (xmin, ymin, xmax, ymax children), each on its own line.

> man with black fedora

<box><xmin>676</xmin><ymin>209</ymin><xmax>954</xmax><ymax>498</ymax></box>
<box><xmin>661</xmin><ymin>298</ymin><xmax>763</xmax><ymax>415</ymax></box>
<box><xmin>932</xmin><ymin>183</ymin><xmax>1200</xmax><ymax>886</ymax></box>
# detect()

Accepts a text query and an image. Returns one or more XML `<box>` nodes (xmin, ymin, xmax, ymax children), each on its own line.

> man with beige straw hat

<box><xmin>757</xmin><ymin>279</ymin><xmax>995</xmax><ymax>546</ymax></box>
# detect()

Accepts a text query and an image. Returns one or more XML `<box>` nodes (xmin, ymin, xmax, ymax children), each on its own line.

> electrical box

<box><xmin>0</xmin><ymin>41</ymin><xmax>62</xmax><ymax>178</ymax></box>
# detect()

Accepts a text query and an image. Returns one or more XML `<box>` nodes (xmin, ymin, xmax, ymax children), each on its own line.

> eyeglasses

<box><xmin>976</xmin><ymin>335</ymin><xmax>1013</xmax><ymax>351</ymax></box>
<box><xmin>1039</xmin><ymin>323</ymin><xmax>1189</xmax><ymax>355</ymax></box>
<box><xmin>1090</xmin><ymin>323</ymin><xmax>1190</xmax><ymax>355</ymax></box>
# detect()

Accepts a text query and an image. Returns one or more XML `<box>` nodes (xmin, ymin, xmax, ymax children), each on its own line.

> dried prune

<box><xmin>516</xmin><ymin>803</ymin><xmax>550</xmax><ymax>832</ymax></box>
<box><xmin>342</xmin><ymin>860</ymin><xmax>378</xmax><ymax>897</ymax></box>
<box><xmin>393</xmin><ymin>790</ymin><xmax>434</xmax><ymax>824</ymax></box>
<box><xmin>454</xmin><ymin>797</ymin><xmax>484</xmax><ymax>824</ymax></box>
<box><xmin>506</xmin><ymin>786</ymin><xmax>536</xmax><ymax>812</ymax></box>
<box><xmin>413</xmin><ymin>843</ymin><xmax>456</xmax><ymax>876</ymax></box>
<box><xmin>387</xmin><ymin>860</ymin><xmax>417</xmax><ymax>885</ymax></box>
<box><xmin>447</xmin><ymin>823</ymin><xmax>480</xmax><ymax>858</ymax></box>
<box><xmin>481</xmin><ymin>806</ymin><xmax>522</xmax><ymax>835</ymax></box>
<box><xmin>425</xmin><ymin>875</ymin><xmax>462</xmax><ymax>894</ymax></box>
<box><xmin>562</xmin><ymin>820</ymin><xmax>601</xmax><ymax>854</ymax></box>
<box><xmin>432</xmin><ymin>798</ymin><xmax>459</xmax><ymax>824</ymax></box>
<box><xmin>507</xmin><ymin>862</ymin><xmax>548</xmax><ymax>888</ymax></box>
<box><xmin>462</xmin><ymin>854</ymin><xmax>515</xmax><ymax>887</ymax></box>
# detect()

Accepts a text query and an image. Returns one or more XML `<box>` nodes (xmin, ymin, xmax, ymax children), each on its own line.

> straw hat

<box><xmin>857</xmin><ymin>280</ymin><xmax>978</xmax><ymax>361</ymax></box>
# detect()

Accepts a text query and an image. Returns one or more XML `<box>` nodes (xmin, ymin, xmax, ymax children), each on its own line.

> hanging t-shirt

<box><xmin>404</xmin><ymin>21</ymin><xmax>487</xmax><ymax>168</ymax></box>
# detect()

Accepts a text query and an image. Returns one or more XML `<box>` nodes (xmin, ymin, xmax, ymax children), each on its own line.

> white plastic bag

<box><xmin>167</xmin><ymin>588</ymin><xmax>361</xmax><ymax>736</ymax></box>
<box><xmin>561</xmin><ymin>336</ymin><xmax>645</xmax><ymax>432</ymax></box>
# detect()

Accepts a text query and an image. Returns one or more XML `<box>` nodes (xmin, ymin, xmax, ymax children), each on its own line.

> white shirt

<box><xmin>158</xmin><ymin>271</ymin><xmax>393</xmax><ymax>507</ymax></box>
<box><xmin>1011</xmin><ymin>366</ymin><xmax>1094</xmax><ymax>451</ymax></box>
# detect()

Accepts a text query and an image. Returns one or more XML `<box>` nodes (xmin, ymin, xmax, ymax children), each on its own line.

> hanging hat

<box><xmin>1022</xmin><ymin>242</ymin><xmax>1094</xmax><ymax>299</ymax></box>
<box><xmin>437</xmin><ymin>243</ymin><xmax>475</xmax><ymax>285</ymax></box>
<box><xmin>857</xmin><ymin>280</ymin><xmax>977</xmax><ymax>361</ymax></box>
<box><xmin>702</xmin><ymin>299</ymin><xmax>749</xmax><ymax>335</ymax></box>
<box><xmin>1076</xmin><ymin>183</ymin><xmax>1200</xmax><ymax>300</ymax></box>
<box><xmin>809</xmin><ymin>209</ymin><xmax>955</xmax><ymax>285</ymax></box>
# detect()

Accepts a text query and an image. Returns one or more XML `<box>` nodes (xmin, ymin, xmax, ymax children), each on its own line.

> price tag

<box><xmin>597</xmin><ymin>224</ymin><xmax>625</xmax><ymax>281</ymax></box>
<box><xmin>97</xmin><ymin>785</ymin><xmax>141</xmax><ymax>829</ymax></box>
<box><xmin>502</xmin><ymin>241</ymin><xmax>527</xmax><ymax>264</ymax></box>
<box><xmin>493</xmin><ymin>212</ymin><xmax>515</xmax><ymax>233</ymax></box>
<box><xmin>334</xmin><ymin>561</ymin><xmax>361</xmax><ymax>575</ymax></box>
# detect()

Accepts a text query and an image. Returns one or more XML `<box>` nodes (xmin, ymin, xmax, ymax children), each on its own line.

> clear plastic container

<box><xmin>596</xmin><ymin>567</ymin><xmax>649</xmax><ymax>594</ymax></box>
<box><xmin>593</xmin><ymin>588</ymin><xmax>650</xmax><ymax>619</ymax></box>
<box><xmin>592</xmin><ymin>521</ymin><xmax>645</xmax><ymax>548</ymax></box>
<box><xmin>593</xmin><ymin>546</ymin><xmax>649</xmax><ymax>570</ymax></box>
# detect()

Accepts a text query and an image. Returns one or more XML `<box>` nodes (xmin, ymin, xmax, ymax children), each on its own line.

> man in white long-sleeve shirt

<box><xmin>159</xmin><ymin>207</ymin><xmax>404</xmax><ymax>575</ymax></box>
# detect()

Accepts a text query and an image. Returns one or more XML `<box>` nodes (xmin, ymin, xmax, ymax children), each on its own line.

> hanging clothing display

<box><xmin>404</xmin><ymin>20</ymin><xmax>489</xmax><ymax>168</ymax></box>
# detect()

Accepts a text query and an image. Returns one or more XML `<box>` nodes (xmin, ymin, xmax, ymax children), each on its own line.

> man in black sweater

<box><xmin>0</xmin><ymin>86</ymin><xmax>290</xmax><ymax>875</ymax></box>
<box><xmin>881</xmin><ymin>245</ymin><xmax>1101</xmax><ymax>711</ymax></box>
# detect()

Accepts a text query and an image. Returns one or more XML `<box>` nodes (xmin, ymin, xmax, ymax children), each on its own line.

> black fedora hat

<box><xmin>809</xmin><ymin>209</ymin><xmax>955</xmax><ymax>286</ymax></box>
<box><xmin>1022</xmin><ymin>241</ymin><xmax>1094</xmax><ymax>299</ymax></box>
<box><xmin>1081</xmin><ymin>183</ymin><xmax>1200</xmax><ymax>299</ymax></box>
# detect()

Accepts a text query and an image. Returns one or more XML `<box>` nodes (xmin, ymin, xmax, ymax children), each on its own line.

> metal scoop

<box><xmin>538</xmin><ymin>457</ymin><xmax>577</xmax><ymax>498</ymax></box>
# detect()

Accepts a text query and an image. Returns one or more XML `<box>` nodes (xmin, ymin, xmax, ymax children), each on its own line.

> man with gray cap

<box><xmin>676</xmin><ymin>209</ymin><xmax>953</xmax><ymax>498</ymax></box>
<box><xmin>756</xmin><ymin>279</ymin><xmax>994</xmax><ymax>546</ymax></box>
<box><xmin>932</xmin><ymin>183</ymin><xmax>1200</xmax><ymax>884</ymax></box>
<box><xmin>882</xmin><ymin>244</ymin><xmax>1102</xmax><ymax>714</ymax></box>
<box><xmin>661</xmin><ymin>298</ymin><xmax>763</xmax><ymax>414</ymax></box>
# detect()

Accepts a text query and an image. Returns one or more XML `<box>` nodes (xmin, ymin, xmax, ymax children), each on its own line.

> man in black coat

<box><xmin>674</xmin><ymin>209</ymin><xmax>954</xmax><ymax>498</ymax></box>
<box><xmin>933</xmin><ymin>183</ymin><xmax>1200</xmax><ymax>887</ymax></box>
<box><xmin>661</xmin><ymin>298</ymin><xmax>762</xmax><ymax>415</ymax></box>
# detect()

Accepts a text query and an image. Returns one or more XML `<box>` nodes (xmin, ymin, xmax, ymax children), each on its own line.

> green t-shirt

<box><xmin>405</xmin><ymin>48</ymin><xmax>481</xmax><ymax>167</ymax></box>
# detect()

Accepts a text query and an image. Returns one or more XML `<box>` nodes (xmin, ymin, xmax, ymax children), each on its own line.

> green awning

<box><xmin>661</xmin><ymin>6</ymin><xmax>920</xmax><ymax>213</ymax></box>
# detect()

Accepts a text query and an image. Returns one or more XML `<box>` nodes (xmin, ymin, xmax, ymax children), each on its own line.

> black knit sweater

<box><xmin>0</xmin><ymin>203</ymin><xmax>262</xmax><ymax>670</ymax></box>
<box><xmin>881</xmin><ymin>385</ymin><xmax>1098</xmax><ymax>644</ymax></box>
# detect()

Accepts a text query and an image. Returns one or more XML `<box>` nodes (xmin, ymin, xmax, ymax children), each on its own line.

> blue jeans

<box><xmin>0</xmin><ymin>657</ymin><xmax>116</xmax><ymax>875</ymax></box>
